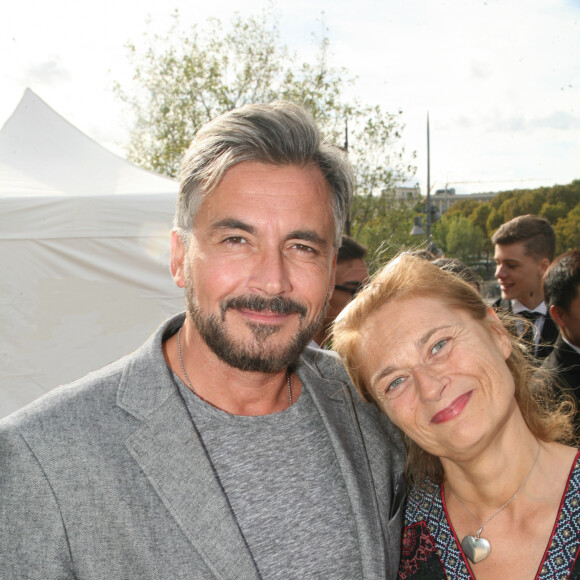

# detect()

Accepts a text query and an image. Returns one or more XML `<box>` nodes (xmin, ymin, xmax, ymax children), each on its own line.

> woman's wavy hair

<box><xmin>332</xmin><ymin>253</ymin><xmax>576</xmax><ymax>485</ymax></box>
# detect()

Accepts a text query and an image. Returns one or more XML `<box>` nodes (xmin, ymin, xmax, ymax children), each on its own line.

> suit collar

<box><xmin>512</xmin><ymin>299</ymin><xmax>548</xmax><ymax>315</ymax></box>
<box><xmin>125</xmin><ymin>389</ymin><xmax>262</xmax><ymax>579</ymax></box>
<box><xmin>116</xmin><ymin>312</ymin><xmax>185</xmax><ymax>421</ymax></box>
<box><xmin>553</xmin><ymin>335</ymin><xmax>580</xmax><ymax>364</ymax></box>
<box><xmin>118</xmin><ymin>313</ymin><xmax>260</xmax><ymax>578</ymax></box>
<box><xmin>296</xmin><ymin>351</ymin><xmax>387</xmax><ymax>578</ymax></box>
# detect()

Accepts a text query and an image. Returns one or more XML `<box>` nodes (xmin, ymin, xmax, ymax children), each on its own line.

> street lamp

<box><xmin>410</xmin><ymin>216</ymin><xmax>425</xmax><ymax>236</ymax></box>
<box><xmin>410</xmin><ymin>113</ymin><xmax>432</xmax><ymax>243</ymax></box>
<box><xmin>425</xmin><ymin>112</ymin><xmax>432</xmax><ymax>246</ymax></box>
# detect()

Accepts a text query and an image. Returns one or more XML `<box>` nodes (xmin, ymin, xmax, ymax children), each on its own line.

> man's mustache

<box><xmin>221</xmin><ymin>295</ymin><xmax>307</xmax><ymax>317</ymax></box>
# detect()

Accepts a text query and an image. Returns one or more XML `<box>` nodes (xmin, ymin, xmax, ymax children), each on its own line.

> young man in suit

<box><xmin>543</xmin><ymin>250</ymin><xmax>580</xmax><ymax>403</ymax></box>
<box><xmin>0</xmin><ymin>102</ymin><xmax>405</xmax><ymax>579</ymax></box>
<box><xmin>492</xmin><ymin>214</ymin><xmax>558</xmax><ymax>360</ymax></box>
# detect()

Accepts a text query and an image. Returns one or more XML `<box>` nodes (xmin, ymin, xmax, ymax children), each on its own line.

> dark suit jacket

<box><xmin>544</xmin><ymin>335</ymin><xmax>580</xmax><ymax>399</ymax></box>
<box><xmin>0</xmin><ymin>313</ymin><xmax>406</xmax><ymax>579</ymax></box>
<box><xmin>492</xmin><ymin>298</ymin><xmax>558</xmax><ymax>360</ymax></box>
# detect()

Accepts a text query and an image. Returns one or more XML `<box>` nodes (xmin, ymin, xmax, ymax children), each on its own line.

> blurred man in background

<box><xmin>492</xmin><ymin>214</ymin><xmax>558</xmax><ymax>360</ymax></box>
<box><xmin>543</xmin><ymin>250</ymin><xmax>580</xmax><ymax>401</ymax></box>
<box><xmin>312</xmin><ymin>235</ymin><xmax>369</xmax><ymax>348</ymax></box>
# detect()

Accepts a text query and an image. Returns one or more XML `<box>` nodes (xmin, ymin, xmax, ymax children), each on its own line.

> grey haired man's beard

<box><xmin>185</xmin><ymin>285</ymin><xmax>329</xmax><ymax>373</ymax></box>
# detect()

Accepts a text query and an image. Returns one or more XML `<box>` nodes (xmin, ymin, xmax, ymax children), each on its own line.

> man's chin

<box><xmin>203</xmin><ymin>323</ymin><xmax>315</xmax><ymax>373</ymax></box>
<box><xmin>214</xmin><ymin>342</ymin><xmax>305</xmax><ymax>373</ymax></box>
<box><xmin>500</xmin><ymin>287</ymin><xmax>514</xmax><ymax>300</ymax></box>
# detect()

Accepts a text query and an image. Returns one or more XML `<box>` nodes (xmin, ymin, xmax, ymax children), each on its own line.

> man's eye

<box><xmin>293</xmin><ymin>243</ymin><xmax>316</xmax><ymax>254</ymax></box>
<box><xmin>224</xmin><ymin>236</ymin><xmax>246</xmax><ymax>244</ymax></box>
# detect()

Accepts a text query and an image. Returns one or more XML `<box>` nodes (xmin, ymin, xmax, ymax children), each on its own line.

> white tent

<box><xmin>0</xmin><ymin>89</ymin><xmax>184</xmax><ymax>418</ymax></box>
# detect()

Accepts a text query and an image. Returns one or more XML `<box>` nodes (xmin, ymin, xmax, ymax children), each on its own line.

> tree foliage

<box><xmin>445</xmin><ymin>216</ymin><xmax>484</xmax><ymax>264</ymax></box>
<box><xmin>114</xmin><ymin>9</ymin><xmax>414</xmax><ymax>186</ymax></box>
<box><xmin>350</xmin><ymin>192</ymin><xmax>421</xmax><ymax>273</ymax></box>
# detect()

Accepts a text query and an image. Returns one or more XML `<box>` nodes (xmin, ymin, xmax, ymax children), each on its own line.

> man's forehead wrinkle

<box><xmin>210</xmin><ymin>218</ymin><xmax>256</xmax><ymax>234</ymax></box>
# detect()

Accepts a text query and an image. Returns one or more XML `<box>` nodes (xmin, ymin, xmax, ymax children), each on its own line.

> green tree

<box><xmin>445</xmin><ymin>216</ymin><xmax>484</xmax><ymax>264</ymax></box>
<box><xmin>468</xmin><ymin>204</ymin><xmax>493</xmax><ymax>259</ymax></box>
<box><xmin>554</xmin><ymin>202</ymin><xmax>580</xmax><ymax>253</ymax></box>
<box><xmin>115</xmin><ymin>9</ymin><xmax>413</xmax><ymax>179</ymax></box>
<box><xmin>547</xmin><ymin>181</ymin><xmax>580</xmax><ymax>209</ymax></box>
<box><xmin>350</xmin><ymin>192</ymin><xmax>419</xmax><ymax>272</ymax></box>
<box><xmin>444</xmin><ymin>199</ymin><xmax>479</xmax><ymax>219</ymax></box>
<box><xmin>540</xmin><ymin>201</ymin><xmax>568</xmax><ymax>223</ymax></box>
<box><xmin>115</xmin><ymin>10</ymin><xmax>303</xmax><ymax>176</ymax></box>
<box><xmin>468</xmin><ymin>203</ymin><xmax>492</xmax><ymax>236</ymax></box>
<box><xmin>432</xmin><ymin>216</ymin><xmax>451</xmax><ymax>255</ymax></box>
<box><xmin>115</xmin><ymin>8</ymin><xmax>415</xmax><ymax>261</ymax></box>
<box><xmin>499</xmin><ymin>196</ymin><xmax>521</xmax><ymax>222</ymax></box>
<box><xmin>517</xmin><ymin>190</ymin><xmax>545</xmax><ymax>215</ymax></box>
<box><xmin>486</xmin><ymin>206</ymin><xmax>504</xmax><ymax>235</ymax></box>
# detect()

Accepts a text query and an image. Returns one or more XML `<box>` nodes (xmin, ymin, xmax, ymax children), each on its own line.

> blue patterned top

<box><xmin>398</xmin><ymin>450</ymin><xmax>580</xmax><ymax>579</ymax></box>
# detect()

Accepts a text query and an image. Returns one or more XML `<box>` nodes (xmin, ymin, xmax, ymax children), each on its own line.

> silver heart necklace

<box><xmin>451</xmin><ymin>440</ymin><xmax>541</xmax><ymax>564</ymax></box>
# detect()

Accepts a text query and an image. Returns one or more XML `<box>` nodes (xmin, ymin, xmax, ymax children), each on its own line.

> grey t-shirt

<box><xmin>177</xmin><ymin>378</ymin><xmax>362</xmax><ymax>579</ymax></box>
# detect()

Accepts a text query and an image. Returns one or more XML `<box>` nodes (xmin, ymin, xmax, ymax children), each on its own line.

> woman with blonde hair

<box><xmin>333</xmin><ymin>253</ymin><xmax>578</xmax><ymax>579</ymax></box>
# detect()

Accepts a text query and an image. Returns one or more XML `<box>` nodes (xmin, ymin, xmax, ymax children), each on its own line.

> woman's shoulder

<box><xmin>544</xmin><ymin>443</ymin><xmax>580</xmax><ymax>484</ymax></box>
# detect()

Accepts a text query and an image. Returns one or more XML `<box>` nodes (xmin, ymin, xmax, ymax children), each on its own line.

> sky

<box><xmin>2</xmin><ymin>0</ymin><xmax>579</xmax><ymax>194</ymax></box>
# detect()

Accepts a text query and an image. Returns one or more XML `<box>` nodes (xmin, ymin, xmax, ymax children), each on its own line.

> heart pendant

<box><xmin>461</xmin><ymin>535</ymin><xmax>491</xmax><ymax>564</ymax></box>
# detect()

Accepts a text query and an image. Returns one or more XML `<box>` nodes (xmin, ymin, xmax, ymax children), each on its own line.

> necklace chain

<box><xmin>177</xmin><ymin>326</ymin><xmax>196</xmax><ymax>394</ymax></box>
<box><xmin>177</xmin><ymin>325</ymin><xmax>293</xmax><ymax>406</ymax></box>
<box><xmin>452</xmin><ymin>439</ymin><xmax>541</xmax><ymax>539</ymax></box>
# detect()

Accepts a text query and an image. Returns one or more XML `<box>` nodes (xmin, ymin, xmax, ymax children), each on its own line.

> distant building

<box><xmin>429</xmin><ymin>188</ymin><xmax>498</xmax><ymax>214</ymax></box>
<box><xmin>392</xmin><ymin>185</ymin><xmax>422</xmax><ymax>203</ymax></box>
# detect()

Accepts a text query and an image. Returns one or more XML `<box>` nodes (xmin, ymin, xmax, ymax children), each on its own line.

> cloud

<box><xmin>470</xmin><ymin>60</ymin><xmax>492</xmax><ymax>80</ymax></box>
<box><xmin>23</xmin><ymin>58</ymin><xmax>71</xmax><ymax>86</ymax></box>
<box><xmin>487</xmin><ymin>110</ymin><xmax>580</xmax><ymax>133</ymax></box>
<box><xmin>446</xmin><ymin>109</ymin><xmax>580</xmax><ymax>134</ymax></box>
<box><xmin>531</xmin><ymin>110</ymin><xmax>580</xmax><ymax>130</ymax></box>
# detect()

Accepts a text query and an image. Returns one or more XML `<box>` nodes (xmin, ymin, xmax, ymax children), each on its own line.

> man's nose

<box><xmin>249</xmin><ymin>248</ymin><xmax>292</xmax><ymax>296</ymax></box>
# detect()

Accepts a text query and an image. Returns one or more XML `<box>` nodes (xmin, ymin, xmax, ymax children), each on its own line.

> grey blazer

<box><xmin>0</xmin><ymin>313</ymin><xmax>405</xmax><ymax>579</ymax></box>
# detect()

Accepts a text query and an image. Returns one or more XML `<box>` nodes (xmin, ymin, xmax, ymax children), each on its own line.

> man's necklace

<box><xmin>176</xmin><ymin>325</ymin><xmax>293</xmax><ymax>406</ymax></box>
<box><xmin>452</xmin><ymin>439</ymin><xmax>541</xmax><ymax>565</ymax></box>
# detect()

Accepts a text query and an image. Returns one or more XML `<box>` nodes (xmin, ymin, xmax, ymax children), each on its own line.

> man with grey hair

<box><xmin>0</xmin><ymin>102</ymin><xmax>405</xmax><ymax>579</ymax></box>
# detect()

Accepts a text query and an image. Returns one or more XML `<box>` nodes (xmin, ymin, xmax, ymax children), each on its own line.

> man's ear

<box><xmin>170</xmin><ymin>230</ymin><xmax>187</xmax><ymax>288</ymax></box>
<box><xmin>550</xmin><ymin>304</ymin><xmax>566</xmax><ymax>330</ymax></box>
<box><xmin>487</xmin><ymin>306</ymin><xmax>512</xmax><ymax>360</ymax></box>
<box><xmin>538</xmin><ymin>257</ymin><xmax>551</xmax><ymax>277</ymax></box>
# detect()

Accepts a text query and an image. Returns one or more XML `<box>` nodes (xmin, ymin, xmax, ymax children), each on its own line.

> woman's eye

<box><xmin>431</xmin><ymin>339</ymin><xmax>448</xmax><ymax>355</ymax></box>
<box><xmin>387</xmin><ymin>376</ymin><xmax>405</xmax><ymax>392</ymax></box>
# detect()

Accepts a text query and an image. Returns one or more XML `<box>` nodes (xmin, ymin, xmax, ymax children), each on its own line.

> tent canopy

<box><xmin>0</xmin><ymin>89</ymin><xmax>184</xmax><ymax>418</ymax></box>
<box><xmin>0</xmin><ymin>88</ymin><xmax>177</xmax><ymax>197</ymax></box>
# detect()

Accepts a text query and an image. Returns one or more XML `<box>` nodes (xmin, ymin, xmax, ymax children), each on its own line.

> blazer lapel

<box><xmin>298</xmin><ymin>359</ymin><xmax>386</xmax><ymax>580</ymax></box>
<box><xmin>125</xmin><ymin>391</ymin><xmax>261</xmax><ymax>580</ymax></box>
<box><xmin>117</xmin><ymin>314</ymin><xmax>260</xmax><ymax>580</ymax></box>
